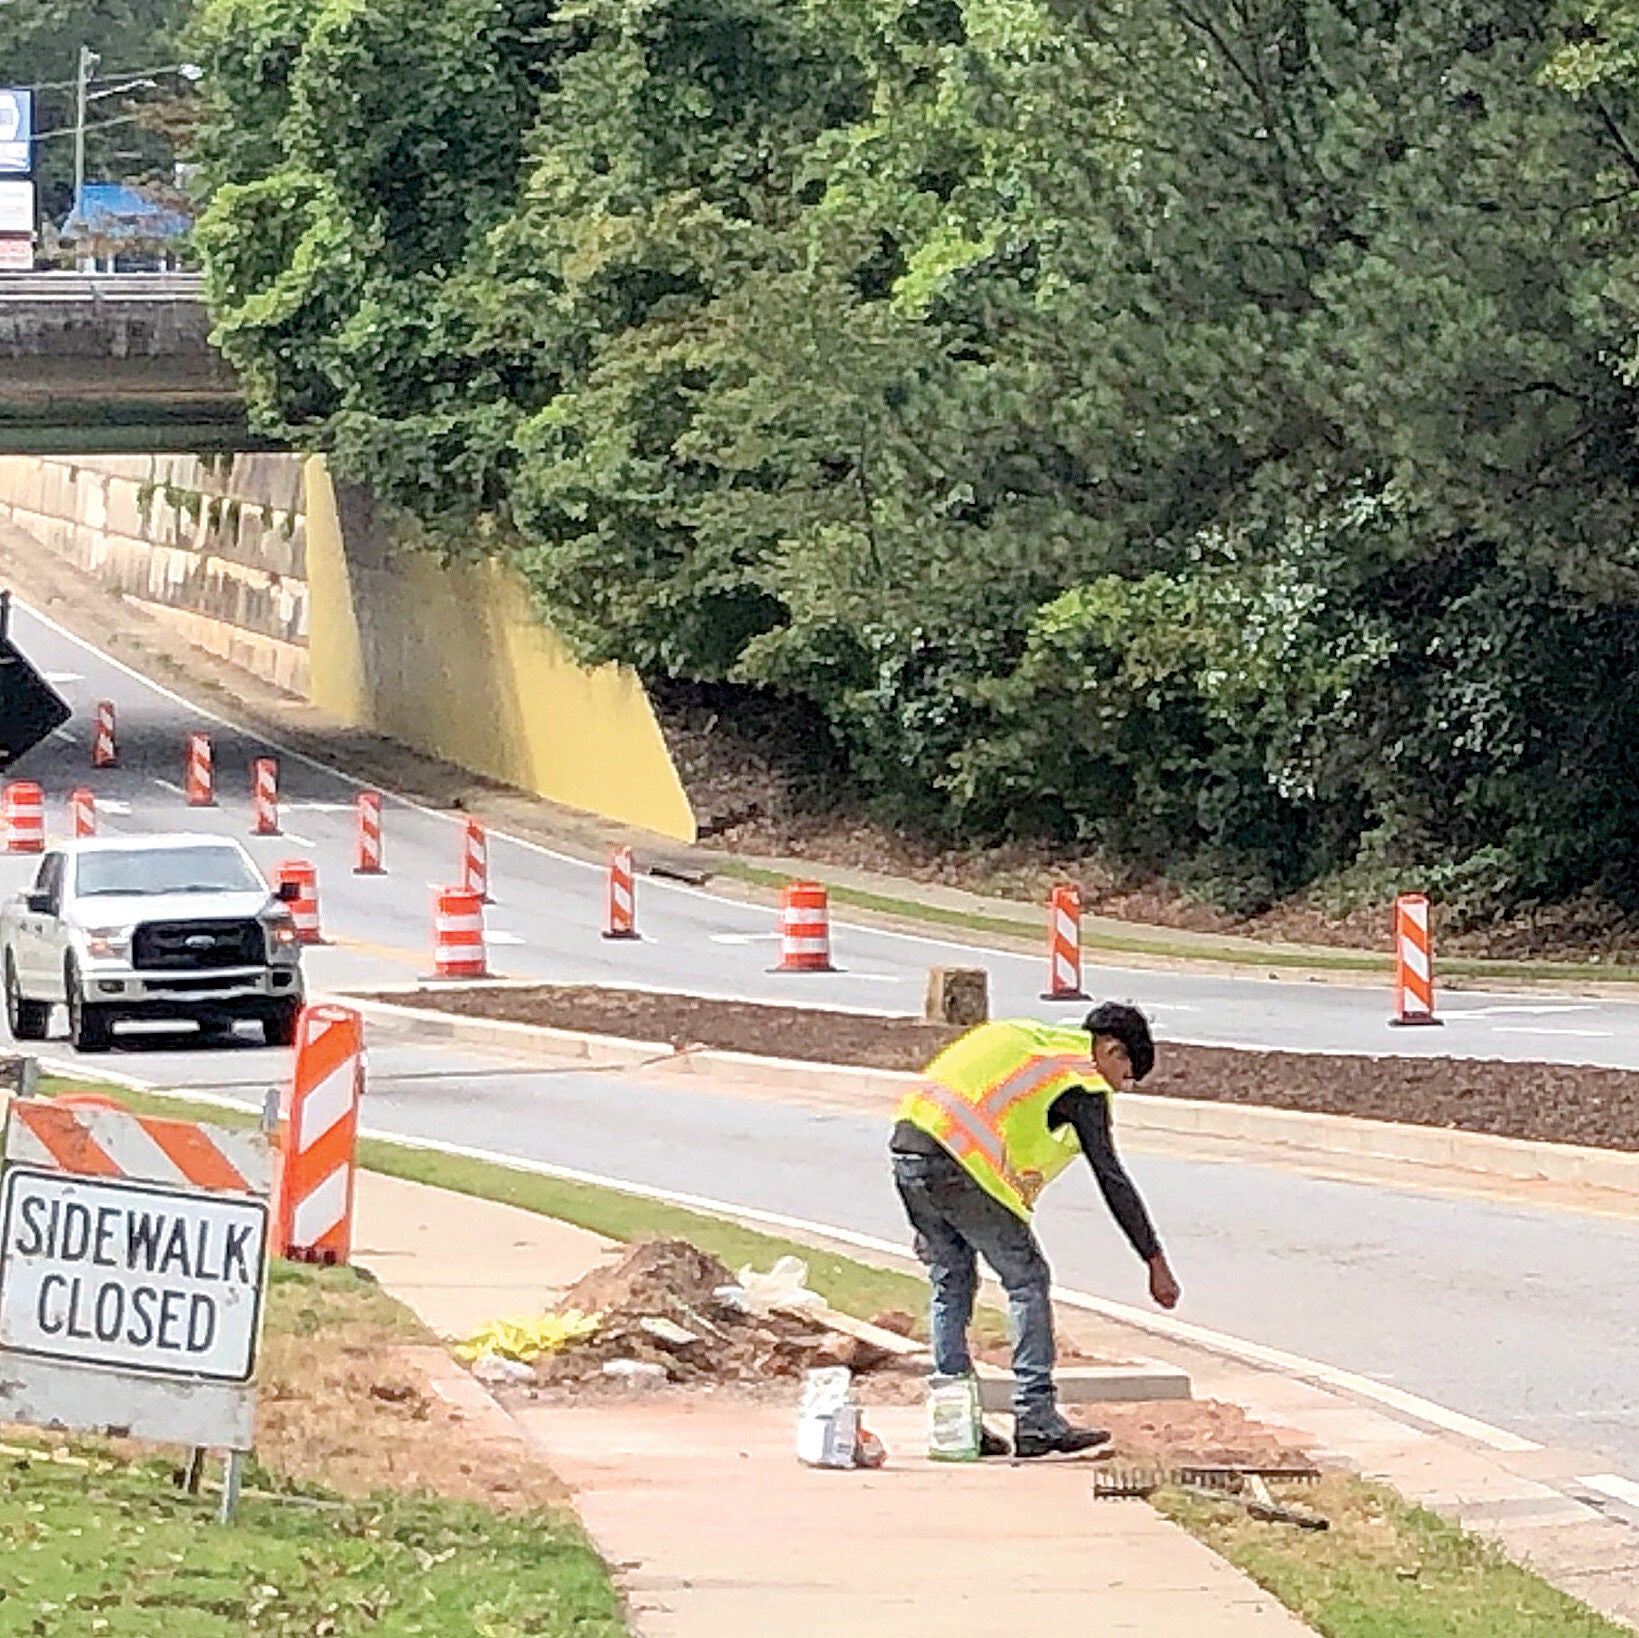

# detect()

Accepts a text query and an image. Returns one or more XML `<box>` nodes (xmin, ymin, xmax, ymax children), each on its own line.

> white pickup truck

<box><xmin>0</xmin><ymin>834</ymin><xmax>306</xmax><ymax>1052</ymax></box>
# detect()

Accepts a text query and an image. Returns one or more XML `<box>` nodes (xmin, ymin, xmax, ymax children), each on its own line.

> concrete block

<box><xmin>925</xmin><ymin>965</ymin><xmax>989</xmax><ymax>1025</ymax></box>
<box><xmin>976</xmin><ymin>1359</ymin><xmax>1192</xmax><ymax>1412</ymax></box>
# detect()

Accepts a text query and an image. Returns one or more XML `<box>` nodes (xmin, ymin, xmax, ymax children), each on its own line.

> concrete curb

<box><xmin>338</xmin><ymin>994</ymin><xmax>1639</xmax><ymax>1204</ymax></box>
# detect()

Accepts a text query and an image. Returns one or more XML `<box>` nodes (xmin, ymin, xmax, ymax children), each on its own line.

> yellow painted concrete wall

<box><xmin>304</xmin><ymin>457</ymin><xmax>696</xmax><ymax>843</ymax></box>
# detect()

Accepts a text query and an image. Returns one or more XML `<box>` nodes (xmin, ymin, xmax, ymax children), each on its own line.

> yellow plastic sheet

<box><xmin>454</xmin><ymin>1309</ymin><xmax>602</xmax><ymax>1364</ymax></box>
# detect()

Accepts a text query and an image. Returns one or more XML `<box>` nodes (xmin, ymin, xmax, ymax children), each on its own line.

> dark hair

<box><xmin>1082</xmin><ymin>1001</ymin><xmax>1155</xmax><ymax>1083</ymax></box>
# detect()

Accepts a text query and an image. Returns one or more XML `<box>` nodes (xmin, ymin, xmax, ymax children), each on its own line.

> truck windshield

<box><xmin>75</xmin><ymin>847</ymin><xmax>264</xmax><ymax>898</ymax></box>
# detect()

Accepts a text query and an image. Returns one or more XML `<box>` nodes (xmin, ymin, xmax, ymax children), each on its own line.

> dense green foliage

<box><xmin>193</xmin><ymin>0</ymin><xmax>1639</xmax><ymax>913</ymax></box>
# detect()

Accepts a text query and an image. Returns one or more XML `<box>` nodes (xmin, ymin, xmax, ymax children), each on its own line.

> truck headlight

<box><xmin>85</xmin><ymin>927</ymin><xmax>133</xmax><ymax>959</ymax></box>
<box><xmin>263</xmin><ymin>916</ymin><xmax>299</xmax><ymax>952</ymax></box>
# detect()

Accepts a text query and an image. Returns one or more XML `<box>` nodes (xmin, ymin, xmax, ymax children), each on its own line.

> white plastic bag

<box><xmin>737</xmin><ymin>1255</ymin><xmax>827</xmax><ymax>1319</ymax></box>
<box><xmin>797</xmin><ymin>1366</ymin><xmax>859</xmax><ymax>1468</ymax></box>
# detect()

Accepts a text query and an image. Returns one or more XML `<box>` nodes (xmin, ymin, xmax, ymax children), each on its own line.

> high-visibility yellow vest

<box><xmin>896</xmin><ymin>1018</ymin><xmax>1106</xmax><ymax>1220</ymax></box>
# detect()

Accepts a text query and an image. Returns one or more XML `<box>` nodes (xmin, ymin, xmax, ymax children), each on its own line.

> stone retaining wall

<box><xmin>0</xmin><ymin>453</ymin><xmax>309</xmax><ymax>692</ymax></box>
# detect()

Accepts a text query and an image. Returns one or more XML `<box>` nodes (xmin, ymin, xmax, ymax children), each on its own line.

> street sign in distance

<box><xmin>0</xmin><ymin>1168</ymin><xmax>268</xmax><ymax>1384</ymax></box>
<box><xmin>0</xmin><ymin>91</ymin><xmax>31</xmax><ymax>175</ymax></box>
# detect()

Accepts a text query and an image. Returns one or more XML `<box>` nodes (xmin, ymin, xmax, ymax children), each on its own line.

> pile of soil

<box><xmin>532</xmin><ymin>1240</ymin><xmax>915</xmax><ymax>1392</ymax></box>
<box><xmin>1089</xmin><ymin>1399</ymin><xmax>1315</xmax><ymax>1472</ymax></box>
<box><xmin>367</xmin><ymin>982</ymin><xmax>1639</xmax><ymax>1153</ymax></box>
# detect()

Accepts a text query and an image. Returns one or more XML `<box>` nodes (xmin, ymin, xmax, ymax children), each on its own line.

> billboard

<box><xmin>0</xmin><ymin>91</ymin><xmax>31</xmax><ymax>175</ymax></box>
<box><xmin>0</xmin><ymin>179</ymin><xmax>33</xmax><ymax>236</ymax></box>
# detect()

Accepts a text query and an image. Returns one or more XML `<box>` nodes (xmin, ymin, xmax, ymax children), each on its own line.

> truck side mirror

<box><xmin>276</xmin><ymin>880</ymin><xmax>300</xmax><ymax>903</ymax></box>
<box><xmin>25</xmin><ymin>892</ymin><xmax>51</xmax><ymax>914</ymax></box>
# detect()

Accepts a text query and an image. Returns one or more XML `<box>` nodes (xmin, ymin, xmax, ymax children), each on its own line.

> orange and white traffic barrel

<box><xmin>1041</xmin><ymin>883</ymin><xmax>1090</xmax><ymax>1001</ymax></box>
<box><xmin>251</xmin><ymin>757</ymin><xmax>280</xmax><ymax>836</ymax></box>
<box><xmin>91</xmin><ymin>700</ymin><xmax>117</xmax><ymax>769</ymax></box>
<box><xmin>1390</xmin><ymin>893</ymin><xmax>1441</xmax><ymax>1027</ymax></box>
<box><xmin>68</xmin><ymin>787</ymin><xmax>96</xmax><ymax>839</ymax></box>
<box><xmin>605</xmin><ymin>846</ymin><xmax>638</xmax><ymax>939</ymax></box>
<box><xmin>354</xmin><ymin>791</ymin><xmax>384</xmax><ymax>874</ymax></box>
<box><xmin>775</xmin><ymin>880</ymin><xmax>834</xmax><ymax>972</ymax></box>
<box><xmin>4</xmin><ymin>782</ymin><xmax>45</xmax><ymax>854</ymax></box>
<box><xmin>434</xmin><ymin>886</ymin><xmax>488</xmax><ymax>978</ymax></box>
<box><xmin>461</xmin><ymin>818</ymin><xmax>489</xmax><ymax>902</ymax></box>
<box><xmin>185</xmin><ymin>732</ymin><xmax>215</xmax><ymax>806</ymax></box>
<box><xmin>275</xmin><ymin>859</ymin><xmax>322</xmax><ymax>944</ymax></box>
<box><xmin>273</xmin><ymin>1003</ymin><xmax>364</xmax><ymax>1265</ymax></box>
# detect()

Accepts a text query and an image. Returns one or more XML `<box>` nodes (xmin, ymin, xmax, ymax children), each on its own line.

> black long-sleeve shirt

<box><xmin>891</xmin><ymin>1087</ymin><xmax>1161</xmax><ymax>1262</ymax></box>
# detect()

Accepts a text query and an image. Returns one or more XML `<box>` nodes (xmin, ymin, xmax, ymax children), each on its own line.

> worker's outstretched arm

<box><xmin>1051</xmin><ymin>1091</ymin><xmax>1181</xmax><ymax>1309</ymax></box>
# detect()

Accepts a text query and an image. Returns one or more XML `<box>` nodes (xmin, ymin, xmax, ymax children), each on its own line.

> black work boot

<box><xmin>978</xmin><ymin>1423</ymin><xmax>1012</xmax><ymax>1458</ymax></box>
<box><xmin>1014</xmin><ymin>1422</ymin><xmax>1112</xmax><ymax>1459</ymax></box>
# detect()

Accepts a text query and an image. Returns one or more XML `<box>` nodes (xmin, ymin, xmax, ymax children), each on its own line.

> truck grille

<box><xmin>131</xmin><ymin>920</ymin><xmax>263</xmax><ymax>971</ymax></box>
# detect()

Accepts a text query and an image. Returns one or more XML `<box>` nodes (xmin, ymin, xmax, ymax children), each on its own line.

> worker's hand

<box><xmin>1147</xmin><ymin>1253</ymin><xmax>1180</xmax><ymax>1310</ymax></box>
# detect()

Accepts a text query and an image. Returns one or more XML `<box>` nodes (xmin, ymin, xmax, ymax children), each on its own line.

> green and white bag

<box><xmin>926</xmin><ymin>1373</ymin><xmax>982</xmax><ymax>1462</ymax></box>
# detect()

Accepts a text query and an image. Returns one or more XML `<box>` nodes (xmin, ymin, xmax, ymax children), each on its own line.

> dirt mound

<box><xmin>560</xmin><ymin>1239</ymin><xmax>731</xmax><ymax>1319</ymax></box>
<box><xmin>536</xmin><ymin>1239</ymin><xmax>916</xmax><ymax>1392</ymax></box>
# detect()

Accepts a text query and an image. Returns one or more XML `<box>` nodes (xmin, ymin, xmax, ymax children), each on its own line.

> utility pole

<box><xmin>72</xmin><ymin>44</ymin><xmax>99</xmax><ymax>210</ymax></box>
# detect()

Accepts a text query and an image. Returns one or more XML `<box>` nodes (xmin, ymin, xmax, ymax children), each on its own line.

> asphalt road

<box><xmin>7</xmin><ymin>597</ymin><xmax>1639</xmax><ymax>1068</ymax></box>
<box><xmin>8</xmin><ymin>598</ymin><xmax>1639</xmax><ymax>1479</ymax></box>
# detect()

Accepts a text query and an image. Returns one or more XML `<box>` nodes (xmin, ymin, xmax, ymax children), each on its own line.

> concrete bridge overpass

<box><xmin>0</xmin><ymin>272</ymin><xmax>268</xmax><ymax>455</ymax></box>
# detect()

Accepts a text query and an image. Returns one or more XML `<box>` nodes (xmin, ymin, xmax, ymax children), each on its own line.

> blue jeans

<box><xmin>892</xmin><ymin>1148</ymin><xmax>1063</xmax><ymax>1433</ymax></box>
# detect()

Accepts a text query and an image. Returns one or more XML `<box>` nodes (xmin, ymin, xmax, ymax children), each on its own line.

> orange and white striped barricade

<box><xmin>3</xmin><ymin>781</ymin><xmax>44</xmax><ymax>854</ymax></box>
<box><xmin>92</xmin><ymin>700</ymin><xmax>118</xmax><ymax>769</ymax></box>
<box><xmin>433</xmin><ymin>886</ymin><xmax>488</xmax><ymax>978</ymax></box>
<box><xmin>1041</xmin><ymin>883</ymin><xmax>1090</xmax><ymax>1001</ymax></box>
<box><xmin>1390</xmin><ymin>893</ymin><xmax>1442</xmax><ymax>1027</ymax></box>
<box><xmin>775</xmin><ymin>880</ymin><xmax>834</xmax><ymax>972</ymax></box>
<box><xmin>185</xmin><ymin>732</ymin><xmax>215</xmax><ymax>807</ymax></box>
<box><xmin>0</xmin><ymin>1096</ymin><xmax>273</xmax><ymax>1517</ymax></box>
<box><xmin>273</xmin><ymin>1004</ymin><xmax>364</xmax><ymax>1266</ymax></box>
<box><xmin>354</xmin><ymin>791</ymin><xmax>384</xmax><ymax>875</ymax></box>
<box><xmin>461</xmin><ymin>818</ymin><xmax>490</xmax><ymax>902</ymax></box>
<box><xmin>605</xmin><ymin>846</ymin><xmax>639</xmax><ymax>939</ymax></box>
<box><xmin>68</xmin><ymin>787</ymin><xmax>96</xmax><ymax>839</ymax></box>
<box><xmin>250</xmin><ymin>758</ymin><xmax>280</xmax><ymax>837</ymax></box>
<box><xmin>274</xmin><ymin>860</ymin><xmax>322</xmax><ymax>945</ymax></box>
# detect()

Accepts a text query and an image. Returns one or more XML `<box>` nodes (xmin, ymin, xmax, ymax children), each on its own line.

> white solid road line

<box><xmin>1579</xmin><ymin>1474</ymin><xmax>1639</xmax><ymax>1511</ymax></box>
<box><xmin>151</xmin><ymin>778</ymin><xmax>187</xmax><ymax>798</ymax></box>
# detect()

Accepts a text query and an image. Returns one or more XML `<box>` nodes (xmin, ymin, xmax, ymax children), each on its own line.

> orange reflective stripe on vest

<box><xmin>897</xmin><ymin>1020</ymin><xmax>1104</xmax><ymax>1219</ymax></box>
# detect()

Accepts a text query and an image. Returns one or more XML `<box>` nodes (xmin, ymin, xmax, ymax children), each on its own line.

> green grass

<box><xmin>711</xmin><ymin>857</ymin><xmax>1639</xmax><ymax>984</ymax></box>
<box><xmin>1158</xmin><ymin>1475</ymin><xmax>1628</xmax><ymax>1638</ymax></box>
<box><xmin>0</xmin><ymin>1453</ymin><xmax>625</xmax><ymax>1636</ymax></box>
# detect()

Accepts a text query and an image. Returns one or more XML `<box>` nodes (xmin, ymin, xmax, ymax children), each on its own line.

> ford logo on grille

<box><xmin>184</xmin><ymin>934</ymin><xmax>218</xmax><ymax>951</ymax></box>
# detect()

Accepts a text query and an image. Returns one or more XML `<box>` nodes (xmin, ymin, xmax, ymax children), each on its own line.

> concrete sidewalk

<box><xmin>352</xmin><ymin>1171</ymin><xmax>1313</xmax><ymax>1637</ymax></box>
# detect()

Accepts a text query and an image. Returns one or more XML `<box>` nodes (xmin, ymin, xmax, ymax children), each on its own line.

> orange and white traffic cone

<box><xmin>461</xmin><ymin>818</ymin><xmax>490</xmax><ymax>902</ymax></box>
<box><xmin>605</xmin><ymin>846</ymin><xmax>639</xmax><ymax>939</ymax></box>
<box><xmin>4</xmin><ymin>782</ymin><xmax>45</xmax><ymax>854</ymax></box>
<box><xmin>354</xmin><ymin>791</ymin><xmax>384</xmax><ymax>875</ymax></box>
<box><xmin>775</xmin><ymin>881</ymin><xmax>834</xmax><ymax>972</ymax></box>
<box><xmin>1041</xmin><ymin>883</ymin><xmax>1090</xmax><ymax>1001</ymax></box>
<box><xmin>434</xmin><ymin>886</ymin><xmax>488</xmax><ymax>978</ymax></box>
<box><xmin>272</xmin><ymin>1004</ymin><xmax>364</xmax><ymax>1265</ymax></box>
<box><xmin>91</xmin><ymin>700</ymin><xmax>117</xmax><ymax>769</ymax></box>
<box><xmin>68</xmin><ymin>787</ymin><xmax>96</xmax><ymax>839</ymax></box>
<box><xmin>275</xmin><ymin>859</ymin><xmax>322</xmax><ymax>944</ymax></box>
<box><xmin>1390</xmin><ymin>893</ymin><xmax>1442</xmax><ymax>1026</ymax></box>
<box><xmin>185</xmin><ymin>732</ymin><xmax>215</xmax><ymax>807</ymax></box>
<box><xmin>251</xmin><ymin>757</ymin><xmax>280</xmax><ymax>836</ymax></box>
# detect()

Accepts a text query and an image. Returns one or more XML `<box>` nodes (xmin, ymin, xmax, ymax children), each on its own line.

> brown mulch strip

<box><xmin>365</xmin><ymin>983</ymin><xmax>1639</xmax><ymax>1154</ymax></box>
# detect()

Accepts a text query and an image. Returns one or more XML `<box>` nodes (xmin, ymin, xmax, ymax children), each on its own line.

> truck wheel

<box><xmin>5</xmin><ymin>953</ymin><xmax>48</xmax><ymax>1042</ymax></box>
<box><xmin>65</xmin><ymin>960</ymin><xmax>112</xmax><ymax>1053</ymax></box>
<box><xmin>263</xmin><ymin>1000</ymin><xmax>300</xmax><ymax>1048</ymax></box>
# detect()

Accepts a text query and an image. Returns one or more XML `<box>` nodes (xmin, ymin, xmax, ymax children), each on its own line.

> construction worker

<box><xmin>891</xmin><ymin>1001</ymin><xmax>1180</xmax><ymax>1457</ymax></box>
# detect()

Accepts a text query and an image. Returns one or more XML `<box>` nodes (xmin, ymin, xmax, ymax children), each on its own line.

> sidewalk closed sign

<box><xmin>0</xmin><ymin>1099</ymin><xmax>274</xmax><ymax>1454</ymax></box>
<box><xmin>0</xmin><ymin>1170</ymin><xmax>266</xmax><ymax>1381</ymax></box>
